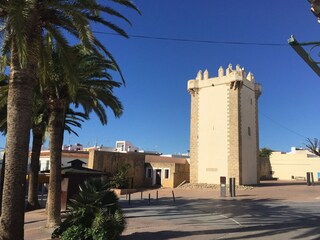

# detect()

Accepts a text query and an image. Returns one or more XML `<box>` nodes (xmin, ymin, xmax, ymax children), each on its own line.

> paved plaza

<box><xmin>25</xmin><ymin>181</ymin><xmax>320</xmax><ymax>240</ymax></box>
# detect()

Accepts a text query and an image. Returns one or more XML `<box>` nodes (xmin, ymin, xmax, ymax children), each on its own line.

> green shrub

<box><xmin>52</xmin><ymin>179</ymin><xmax>126</xmax><ymax>240</ymax></box>
<box><xmin>59</xmin><ymin>225</ymin><xmax>92</xmax><ymax>240</ymax></box>
<box><xmin>109</xmin><ymin>164</ymin><xmax>131</xmax><ymax>189</ymax></box>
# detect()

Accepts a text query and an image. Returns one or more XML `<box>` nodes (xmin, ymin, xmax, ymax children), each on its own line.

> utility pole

<box><xmin>288</xmin><ymin>35</ymin><xmax>320</xmax><ymax>77</ymax></box>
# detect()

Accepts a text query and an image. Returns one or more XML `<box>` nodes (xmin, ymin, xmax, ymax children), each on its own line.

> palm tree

<box><xmin>0</xmin><ymin>1</ymin><xmax>139</xmax><ymax>238</ymax></box>
<box><xmin>41</xmin><ymin>43</ymin><xmax>123</xmax><ymax>227</ymax></box>
<box><xmin>0</xmin><ymin>77</ymin><xmax>89</xmax><ymax>211</ymax></box>
<box><xmin>26</xmin><ymin>103</ymin><xmax>89</xmax><ymax>211</ymax></box>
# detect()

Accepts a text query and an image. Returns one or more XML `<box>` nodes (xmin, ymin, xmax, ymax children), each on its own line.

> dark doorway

<box><xmin>156</xmin><ymin>169</ymin><xmax>162</xmax><ymax>185</ymax></box>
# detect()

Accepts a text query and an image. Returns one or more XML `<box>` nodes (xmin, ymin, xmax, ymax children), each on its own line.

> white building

<box><xmin>115</xmin><ymin>140</ymin><xmax>139</xmax><ymax>152</ymax></box>
<box><xmin>39</xmin><ymin>150</ymin><xmax>89</xmax><ymax>171</ymax></box>
<box><xmin>62</xmin><ymin>143</ymin><xmax>83</xmax><ymax>151</ymax></box>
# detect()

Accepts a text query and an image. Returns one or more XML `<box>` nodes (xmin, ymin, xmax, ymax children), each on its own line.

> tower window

<box><xmin>248</xmin><ymin>127</ymin><xmax>251</xmax><ymax>136</ymax></box>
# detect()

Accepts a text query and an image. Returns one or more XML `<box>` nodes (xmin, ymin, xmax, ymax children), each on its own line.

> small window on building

<box><xmin>146</xmin><ymin>168</ymin><xmax>152</xmax><ymax>178</ymax></box>
<box><xmin>248</xmin><ymin>127</ymin><xmax>251</xmax><ymax>136</ymax></box>
<box><xmin>164</xmin><ymin>169</ymin><xmax>170</xmax><ymax>179</ymax></box>
<box><xmin>250</xmin><ymin>98</ymin><xmax>253</xmax><ymax>105</ymax></box>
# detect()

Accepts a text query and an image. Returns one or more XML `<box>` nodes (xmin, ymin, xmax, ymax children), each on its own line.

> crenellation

<box><xmin>247</xmin><ymin>72</ymin><xmax>254</xmax><ymax>81</ymax></box>
<box><xmin>203</xmin><ymin>69</ymin><xmax>209</xmax><ymax>80</ymax></box>
<box><xmin>218</xmin><ymin>66</ymin><xmax>224</xmax><ymax>77</ymax></box>
<box><xmin>196</xmin><ymin>70</ymin><xmax>202</xmax><ymax>80</ymax></box>
<box><xmin>226</xmin><ymin>64</ymin><xmax>233</xmax><ymax>76</ymax></box>
<box><xmin>241</xmin><ymin>67</ymin><xmax>246</xmax><ymax>78</ymax></box>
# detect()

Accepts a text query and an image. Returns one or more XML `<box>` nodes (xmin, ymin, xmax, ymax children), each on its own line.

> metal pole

<box><xmin>172</xmin><ymin>190</ymin><xmax>175</xmax><ymax>203</ymax></box>
<box><xmin>128</xmin><ymin>193</ymin><xmax>131</xmax><ymax>206</ymax></box>
<box><xmin>148</xmin><ymin>193</ymin><xmax>151</xmax><ymax>205</ymax></box>
<box><xmin>307</xmin><ymin>172</ymin><xmax>311</xmax><ymax>186</ymax></box>
<box><xmin>229</xmin><ymin>178</ymin><xmax>233</xmax><ymax>197</ymax></box>
<box><xmin>232</xmin><ymin>178</ymin><xmax>236</xmax><ymax>197</ymax></box>
<box><xmin>40</xmin><ymin>183</ymin><xmax>44</xmax><ymax>207</ymax></box>
<box><xmin>288</xmin><ymin>35</ymin><xmax>320</xmax><ymax>77</ymax></box>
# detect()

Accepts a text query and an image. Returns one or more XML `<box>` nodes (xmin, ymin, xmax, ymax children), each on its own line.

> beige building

<box><xmin>88</xmin><ymin>150</ymin><xmax>146</xmax><ymax>188</ymax></box>
<box><xmin>88</xmin><ymin>150</ymin><xmax>190</xmax><ymax>188</ymax></box>
<box><xmin>270</xmin><ymin>147</ymin><xmax>320</xmax><ymax>180</ymax></box>
<box><xmin>145</xmin><ymin>155</ymin><xmax>190</xmax><ymax>188</ymax></box>
<box><xmin>188</xmin><ymin>64</ymin><xmax>262</xmax><ymax>185</ymax></box>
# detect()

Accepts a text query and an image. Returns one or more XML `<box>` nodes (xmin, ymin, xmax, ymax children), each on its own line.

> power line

<box><xmin>260</xmin><ymin>112</ymin><xmax>308</xmax><ymax>139</ymax></box>
<box><xmin>93</xmin><ymin>31</ymin><xmax>288</xmax><ymax>47</ymax></box>
<box><xmin>93</xmin><ymin>31</ymin><xmax>306</xmax><ymax>138</ymax></box>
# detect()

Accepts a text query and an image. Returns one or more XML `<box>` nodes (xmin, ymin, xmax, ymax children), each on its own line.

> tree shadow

<box><xmin>120</xmin><ymin>193</ymin><xmax>320</xmax><ymax>240</ymax></box>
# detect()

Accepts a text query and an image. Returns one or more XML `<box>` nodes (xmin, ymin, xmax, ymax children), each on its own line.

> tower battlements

<box><xmin>188</xmin><ymin>64</ymin><xmax>261</xmax><ymax>95</ymax></box>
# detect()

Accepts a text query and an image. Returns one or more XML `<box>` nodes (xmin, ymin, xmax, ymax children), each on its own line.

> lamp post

<box><xmin>288</xmin><ymin>35</ymin><xmax>320</xmax><ymax>77</ymax></box>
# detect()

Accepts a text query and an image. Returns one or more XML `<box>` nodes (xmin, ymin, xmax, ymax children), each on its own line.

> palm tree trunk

<box><xmin>26</xmin><ymin>127</ymin><xmax>43</xmax><ymax>211</ymax></box>
<box><xmin>0</xmin><ymin>44</ymin><xmax>36</xmax><ymax>239</ymax></box>
<box><xmin>0</xmin><ymin>152</ymin><xmax>5</xmax><ymax>215</ymax></box>
<box><xmin>46</xmin><ymin>100</ymin><xmax>66</xmax><ymax>227</ymax></box>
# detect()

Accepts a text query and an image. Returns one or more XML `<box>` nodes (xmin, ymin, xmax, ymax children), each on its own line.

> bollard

<box><xmin>220</xmin><ymin>176</ymin><xmax>226</xmax><ymax>197</ymax></box>
<box><xmin>229</xmin><ymin>178</ymin><xmax>233</xmax><ymax>197</ymax></box>
<box><xmin>126</xmin><ymin>190</ymin><xmax>128</xmax><ymax>200</ymax></box>
<box><xmin>156</xmin><ymin>191</ymin><xmax>158</xmax><ymax>200</ymax></box>
<box><xmin>172</xmin><ymin>190</ymin><xmax>175</xmax><ymax>203</ymax></box>
<box><xmin>148</xmin><ymin>193</ymin><xmax>151</xmax><ymax>205</ymax></box>
<box><xmin>40</xmin><ymin>183</ymin><xmax>44</xmax><ymax>207</ymax></box>
<box><xmin>307</xmin><ymin>172</ymin><xmax>311</xmax><ymax>186</ymax></box>
<box><xmin>232</xmin><ymin>178</ymin><xmax>236</xmax><ymax>197</ymax></box>
<box><xmin>128</xmin><ymin>193</ymin><xmax>131</xmax><ymax>206</ymax></box>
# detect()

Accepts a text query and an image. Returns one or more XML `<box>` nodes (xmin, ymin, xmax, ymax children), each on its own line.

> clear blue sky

<box><xmin>2</xmin><ymin>0</ymin><xmax>320</xmax><ymax>154</ymax></box>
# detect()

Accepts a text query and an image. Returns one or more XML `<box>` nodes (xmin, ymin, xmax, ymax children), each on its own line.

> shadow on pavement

<box><xmin>121</xmin><ymin>194</ymin><xmax>320</xmax><ymax>240</ymax></box>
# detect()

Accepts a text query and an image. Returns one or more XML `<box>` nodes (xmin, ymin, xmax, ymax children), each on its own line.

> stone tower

<box><xmin>187</xmin><ymin>64</ymin><xmax>261</xmax><ymax>185</ymax></box>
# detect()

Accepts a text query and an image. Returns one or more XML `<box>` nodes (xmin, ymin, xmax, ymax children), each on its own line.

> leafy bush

<box><xmin>109</xmin><ymin>164</ymin><xmax>131</xmax><ymax>189</ymax></box>
<box><xmin>52</xmin><ymin>179</ymin><xmax>126</xmax><ymax>240</ymax></box>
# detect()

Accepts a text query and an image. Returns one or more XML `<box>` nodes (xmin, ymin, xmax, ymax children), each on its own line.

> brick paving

<box><xmin>24</xmin><ymin>181</ymin><xmax>320</xmax><ymax>240</ymax></box>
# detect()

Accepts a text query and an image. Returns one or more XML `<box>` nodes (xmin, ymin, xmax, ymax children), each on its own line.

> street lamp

<box><xmin>309</xmin><ymin>0</ymin><xmax>320</xmax><ymax>22</ymax></box>
<box><xmin>288</xmin><ymin>35</ymin><xmax>320</xmax><ymax>77</ymax></box>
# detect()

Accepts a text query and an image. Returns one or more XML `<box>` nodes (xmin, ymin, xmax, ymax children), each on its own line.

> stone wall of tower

<box><xmin>227</xmin><ymin>81</ymin><xmax>242</xmax><ymax>185</ymax></box>
<box><xmin>255</xmin><ymin>89</ymin><xmax>262</xmax><ymax>183</ymax></box>
<box><xmin>189</xmin><ymin>90</ymin><xmax>199</xmax><ymax>183</ymax></box>
<box><xmin>187</xmin><ymin>64</ymin><xmax>261</xmax><ymax>185</ymax></box>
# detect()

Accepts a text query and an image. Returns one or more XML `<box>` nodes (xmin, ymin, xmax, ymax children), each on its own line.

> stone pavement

<box><xmin>24</xmin><ymin>181</ymin><xmax>320</xmax><ymax>240</ymax></box>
